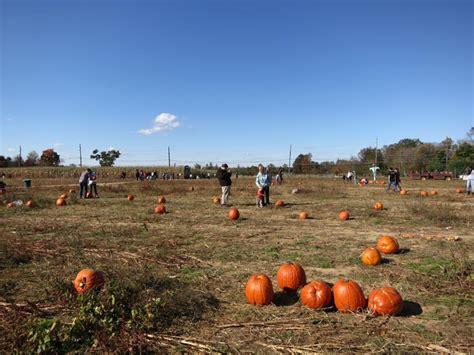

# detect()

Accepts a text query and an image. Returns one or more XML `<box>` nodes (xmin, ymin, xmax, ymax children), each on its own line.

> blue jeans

<box><xmin>386</xmin><ymin>181</ymin><xmax>398</xmax><ymax>192</ymax></box>
<box><xmin>79</xmin><ymin>182</ymin><xmax>88</xmax><ymax>197</ymax></box>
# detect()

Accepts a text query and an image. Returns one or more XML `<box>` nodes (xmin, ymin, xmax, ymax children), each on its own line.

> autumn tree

<box><xmin>40</xmin><ymin>149</ymin><xmax>60</xmax><ymax>166</ymax></box>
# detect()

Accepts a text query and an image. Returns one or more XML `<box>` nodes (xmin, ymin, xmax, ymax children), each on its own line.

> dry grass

<box><xmin>0</xmin><ymin>174</ymin><xmax>473</xmax><ymax>352</ymax></box>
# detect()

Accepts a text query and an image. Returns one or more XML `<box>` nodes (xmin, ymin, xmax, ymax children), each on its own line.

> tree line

<box><xmin>291</xmin><ymin>129</ymin><xmax>473</xmax><ymax>177</ymax></box>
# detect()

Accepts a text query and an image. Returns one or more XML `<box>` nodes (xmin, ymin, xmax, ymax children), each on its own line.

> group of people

<box><xmin>78</xmin><ymin>168</ymin><xmax>99</xmax><ymax>198</ymax></box>
<box><xmin>216</xmin><ymin>163</ymin><xmax>276</xmax><ymax>208</ymax></box>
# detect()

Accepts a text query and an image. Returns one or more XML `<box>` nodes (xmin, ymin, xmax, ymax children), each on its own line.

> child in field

<box><xmin>256</xmin><ymin>188</ymin><xmax>264</xmax><ymax>208</ymax></box>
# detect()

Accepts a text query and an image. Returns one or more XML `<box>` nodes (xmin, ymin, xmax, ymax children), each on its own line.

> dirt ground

<box><xmin>1</xmin><ymin>175</ymin><xmax>472</xmax><ymax>353</ymax></box>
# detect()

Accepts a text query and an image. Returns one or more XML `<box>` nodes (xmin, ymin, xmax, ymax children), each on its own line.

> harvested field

<box><xmin>1</xmin><ymin>174</ymin><xmax>473</xmax><ymax>353</ymax></box>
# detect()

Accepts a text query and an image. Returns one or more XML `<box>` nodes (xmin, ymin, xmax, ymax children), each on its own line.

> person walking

<box><xmin>79</xmin><ymin>168</ymin><xmax>92</xmax><ymax>198</ymax></box>
<box><xmin>216</xmin><ymin>163</ymin><xmax>232</xmax><ymax>206</ymax></box>
<box><xmin>256</xmin><ymin>164</ymin><xmax>271</xmax><ymax>206</ymax></box>
<box><xmin>386</xmin><ymin>167</ymin><xmax>398</xmax><ymax>192</ymax></box>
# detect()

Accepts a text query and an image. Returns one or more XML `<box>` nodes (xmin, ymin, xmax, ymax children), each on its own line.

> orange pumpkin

<box><xmin>6</xmin><ymin>202</ymin><xmax>14</xmax><ymax>208</ymax></box>
<box><xmin>228</xmin><ymin>208</ymin><xmax>240</xmax><ymax>220</ymax></box>
<box><xmin>245</xmin><ymin>273</ymin><xmax>274</xmax><ymax>306</ymax></box>
<box><xmin>213</xmin><ymin>196</ymin><xmax>221</xmax><ymax>205</ymax></box>
<box><xmin>333</xmin><ymin>279</ymin><xmax>367</xmax><ymax>312</ymax></box>
<box><xmin>300</xmin><ymin>280</ymin><xmax>332</xmax><ymax>309</ymax></box>
<box><xmin>56</xmin><ymin>198</ymin><xmax>66</xmax><ymax>207</ymax></box>
<box><xmin>25</xmin><ymin>200</ymin><xmax>33</xmax><ymax>208</ymax></box>
<box><xmin>154</xmin><ymin>204</ymin><xmax>166</xmax><ymax>214</ymax></box>
<box><xmin>455</xmin><ymin>188</ymin><xmax>463</xmax><ymax>193</ymax></box>
<box><xmin>69</xmin><ymin>189</ymin><xmax>75</xmax><ymax>194</ymax></box>
<box><xmin>127</xmin><ymin>195</ymin><xmax>135</xmax><ymax>201</ymax></box>
<box><xmin>360</xmin><ymin>247</ymin><xmax>382</xmax><ymax>266</ymax></box>
<box><xmin>430</xmin><ymin>191</ymin><xmax>438</xmax><ymax>196</ymax></box>
<box><xmin>400</xmin><ymin>189</ymin><xmax>408</xmax><ymax>196</ymax></box>
<box><xmin>189</xmin><ymin>186</ymin><xmax>195</xmax><ymax>192</ymax></box>
<box><xmin>73</xmin><ymin>269</ymin><xmax>105</xmax><ymax>294</ymax></box>
<box><xmin>338</xmin><ymin>210</ymin><xmax>350</xmax><ymax>221</ymax></box>
<box><xmin>60</xmin><ymin>193</ymin><xmax>67</xmax><ymax>199</ymax></box>
<box><xmin>157</xmin><ymin>196</ymin><xmax>166</xmax><ymax>204</ymax></box>
<box><xmin>275</xmin><ymin>200</ymin><xmax>285</xmax><ymax>208</ymax></box>
<box><xmin>368</xmin><ymin>287</ymin><xmax>404</xmax><ymax>316</ymax></box>
<box><xmin>86</xmin><ymin>191</ymin><xmax>93</xmax><ymax>199</ymax></box>
<box><xmin>376</xmin><ymin>235</ymin><xmax>399</xmax><ymax>254</ymax></box>
<box><xmin>298</xmin><ymin>212</ymin><xmax>308</xmax><ymax>220</ymax></box>
<box><xmin>374</xmin><ymin>202</ymin><xmax>383</xmax><ymax>210</ymax></box>
<box><xmin>420</xmin><ymin>191</ymin><xmax>428</xmax><ymax>197</ymax></box>
<box><xmin>276</xmin><ymin>262</ymin><xmax>306</xmax><ymax>292</ymax></box>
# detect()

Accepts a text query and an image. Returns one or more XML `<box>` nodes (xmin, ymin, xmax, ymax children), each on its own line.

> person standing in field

<box><xmin>216</xmin><ymin>163</ymin><xmax>232</xmax><ymax>206</ymax></box>
<box><xmin>256</xmin><ymin>164</ymin><xmax>271</xmax><ymax>206</ymax></box>
<box><xmin>79</xmin><ymin>168</ymin><xmax>92</xmax><ymax>198</ymax></box>
<box><xmin>88</xmin><ymin>170</ymin><xmax>99</xmax><ymax>198</ymax></box>
<box><xmin>465</xmin><ymin>167</ymin><xmax>474</xmax><ymax>195</ymax></box>
<box><xmin>386</xmin><ymin>167</ymin><xmax>399</xmax><ymax>192</ymax></box>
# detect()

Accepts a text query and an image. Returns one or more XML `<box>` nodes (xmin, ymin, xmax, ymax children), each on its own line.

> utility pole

<box><xmin>168</xmin><ymin>146</ymin><xmax>171</xmax><ymax>167</ymax></box>
<box><xmin>79</xmin><ymin>144</ymin><xmax>83</xmax><ymax>167</ymax></box>
<box><xmin>374</xmin><ymin>138</ymin><xmax>378</xmax><ymax>167</ymax></box>
<box><xmin>18</xmin><ymin>146</ymin><xmax>22</xmax><ymax>167</ymax></box>
<box><xmin>288</xmin><ymin>144</ymin><xmax>292</xmax><ymax>174</ymax></box>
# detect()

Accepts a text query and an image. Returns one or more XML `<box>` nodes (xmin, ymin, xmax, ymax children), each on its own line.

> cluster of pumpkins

<box><xmin>126</xmin><ymin>194</ymin><xmax>167</xmax><ymax>214</ymax></box>
<box><xmin>245</xmin><ymin>262</ymin><xmax>404</xmax><ymax>316</ymax></box>
<box><xmin>360</xmin><ymin>235</ymin><xmax>399</xmax><ymax>266</ymax></box>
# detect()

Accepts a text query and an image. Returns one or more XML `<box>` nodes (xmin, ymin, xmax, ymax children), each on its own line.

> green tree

<box><xmin>448</xmin><ymin>142</ymin><xmax>474</xmax><ymax>175</ymax></box>
<box><xmin>90</xmin><ymin>149</ymin><xmax>121</xmax><ymax>167</ymax></box>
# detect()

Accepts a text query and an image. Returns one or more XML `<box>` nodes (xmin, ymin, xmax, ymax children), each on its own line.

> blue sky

<box><xmin>1</xmin><ymin>0</ymin><xmax>472</xmax><ymax>167</ymax></box>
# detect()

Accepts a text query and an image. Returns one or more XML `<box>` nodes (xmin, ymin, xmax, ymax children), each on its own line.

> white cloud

<box><xmin>138</xmin><ymin>113</ymin><xmax>180</xmax><ymax>135</ymax></box>
<box><xmin>7</xmin><ymin>147</ymin><xmax>16</xmax><ymax>152</ymax></box>
<box><xmin>53</xmin><ymin>142</ymin><xmax>64</xmax><ymax>147</ymax></box>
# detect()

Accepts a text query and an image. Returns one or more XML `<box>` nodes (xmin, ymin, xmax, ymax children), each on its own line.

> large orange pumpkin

<box><xmin>245</xmin><ymin>273</ymin><xmax>274</xmax><ymax>306</ymax></box>
<box><xmin>157</xmin><ymin>196</ymin><xmax>166</xmax><ymax>204</ymax></box>
<box><xmin>430</xmin><ymin>190</ymin><xmax>438</xmax><ymax>196</ymax></box>
<box><xmin>228</xmin><ymin>208</ymin><xmax>240</xmax><ymax>220</ymax></box>
<box><xmin>374</xmin><ymin>202</ymin><xmax>383</xmax><ymax>210</ymax></box>
<box><xmin>377</xmin><ymin>235</ymin><xmax>399</xmax><ymax>254</ymax></box>
<box><xmin>275</xmin><ymin>200</ymin><xmax>285</xmax><ymax>208</ymax></box>
<box><xmin>60</xmin><ymin>193</ymin><xmax>68</xmax><ymax>199</ymax></box>
<box><xmin>154</xmin><ymin>204</ymin><xmax>166</xmax><ymax>214</ymax></box>
<box><xmin>400</xmin><ymin>189</ymin><xmax>408</xmax><ymax>195</ymax></box>
<box><xmin>73</xmin><ymin>269</ymin><xmax>105</xmax><ymax>294</ymax></box>
<box><xmin>455</xmin><ymin>188</ymin><xmax>463</xmax><ymax>193</ymax></box>
<box><xmin>333</xmin><ymin>279</ymin><xmax>367</xmax><ymax>312</ymax></box>
<box><xmin>25</xmin><ymin>200</ymin><xmax>33</xmax><ymax>208</ymax></box>
<box><xmin>338</xmin><ymin>210</ymin><xmax>350</xmax><ymax>221</ymax></box>
<box><xmin>300</xmin><ymin>280</ymin><xmax>332</xmax><ymax>309</ymax></box>
<box><xmin>360</xmin><ymin>247</ymin><xmax>382</xmax><ymax>266</ymax></box>
<box><xmin>276</xmin><ymin>262</ymin><xmax>306</xmax><ymax>292</ymax></box>
<box><xmin>368</xmin><ymin>287</ymin><xmax>404</xmax><ymax>316</ymax></box>
<box><xmin>56</xmin><ymin>198</ymin><xmax>66</xmax><ymax>207</ymax></box>
<box><xmin>127</xmin><ymin>195</ymin><xmax>135</xmax><ymax>201</ymax></box>
<box><xmin>6</xmin><ymin>202</ymin><xmax>14</xmax><ymax>208</ymax></box>
<box><xmin>420</xmin><ymin>191</ymin><xmax>428</xmax><ymax>197</ymax></box>
<box><xmin>213</xmin><ymin>196</ymin><xmax>221</xmax><ymax>205</ymax></box>
<box><xmin>298</xmin><ymin>212</ymin><xmax>308</xmax><ymax>220</ymax></box>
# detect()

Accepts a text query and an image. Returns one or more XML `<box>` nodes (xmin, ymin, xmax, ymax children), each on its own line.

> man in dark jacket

<box><xmin>216</xmin><ymin>163</ymin><xmax>232</xmax><ymax>206</ymax></box>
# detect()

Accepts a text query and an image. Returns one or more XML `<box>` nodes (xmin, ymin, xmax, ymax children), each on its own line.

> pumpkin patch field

<box><xmin>0</xmin><ymin>172</ymin><xmax>472</xmax><ymax>352</ymax></box>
